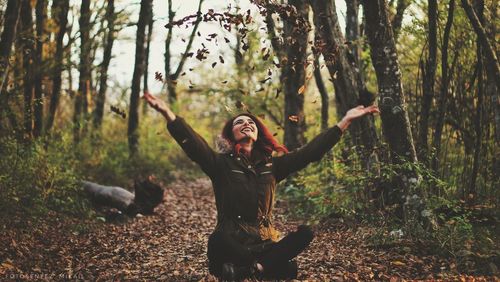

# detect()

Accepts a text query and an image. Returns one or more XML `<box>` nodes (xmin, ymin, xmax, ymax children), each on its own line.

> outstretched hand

<box><xmin>337</xmin><ymin>105</ymin><xmax>380</xmax><ymax>132</ymax></box>
<box><xmin>142</xmin><ymin>91</ymin><xmax>176</xmax><ymax>122</ymax></box>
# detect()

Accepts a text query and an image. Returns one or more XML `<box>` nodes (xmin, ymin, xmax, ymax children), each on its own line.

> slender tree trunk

<box><xmin>142</xmin><ymin>6</ymin><xmax>153</xmax><ymax>115</ymax></box>
<box><xmin>94</xmin><ymin>0</ymin><xmax>115</xmax><ymax>129</ymax></box>
<box><xmin>21</xmin><ymin>0</ymin><xmax>35</xmax><ymax>140</ymax></box>
<box><xmin>431</xmin><ymin>0</ymin><xmax>455</xmax><ymax>172</ymax></box>
<box><xmin>164</xmin><ymin>0</ymin><xmax>203</xmax><ymax>104</ymax></box>
<box><xmin>282</xmin><ymin>0</ymin><xmax>308</xmax><ymax>150</ymax></box>
<box><xmin>128</xmin><ymin>0</ymin><xmax>152</xmax><ymax>156</ymax></box>
<box><xmin>46</xmin><ymin>0</ymin><xmax>69</xmax><ymax>134</ymax></box>
<box><xmin>345</xmin><ymin>0</ymin><xmax>365</xmax><ymax>89</ymax></box>
<box><xmin>310</xmin><ymin>0</ymin><xmax>379</xmax><ymax>164</ymax></box>
<box><xmin>469</xmin><ymin>0</ymin><xmax>485</xmax><ymax>205</ymax></box>
<box><xmin>391</xmin><ymin>0</ymin><xmax>410</xmax><ymax>40</ymax></box>
<box><xmin>417</xmin><ymin>0</ymin><xmax>438</xmax><ymax>162</ymax></box>
<box><xmin>0</xmin><ymin>0</ymin><xmax>22</xmax><ymax>93</ymax></box>
<box><xmin>33</xmin><ymin>0</ymin><xmax>47</xmax><ymax>138</ymax></box>
<box><xmin>362</xmin><ymin>0</ymin><xmax>418</xmax><ymax>214</ymax></box>
<box><xmin>313</xmin><ymin>52</ymin><xmax>329</xmax><ymax>132</ymax></box>
<box><xmin>75</xmin><ymin>0</ymin><xmax>92</xmax><ymax>143</ymax></box>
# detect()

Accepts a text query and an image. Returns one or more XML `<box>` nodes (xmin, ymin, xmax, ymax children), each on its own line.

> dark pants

<box><xmin>207</xmin><ymin>225</ymin><xmax>314</xmax><ymax>279</ymax></box>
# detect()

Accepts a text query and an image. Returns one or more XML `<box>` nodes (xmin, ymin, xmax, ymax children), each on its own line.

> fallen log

<box><xmin>82</xmin><ymin>179</ymin><xmax>164</xmax><ymax>216</ymax></box>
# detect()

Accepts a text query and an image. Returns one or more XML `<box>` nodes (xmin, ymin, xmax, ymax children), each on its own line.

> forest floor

<box><xmin>1</xmin><ymin>178</ymin><xmax>497</xmax><ymax>281</ymax></box>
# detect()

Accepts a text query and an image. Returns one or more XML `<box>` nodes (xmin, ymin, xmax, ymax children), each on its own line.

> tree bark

<box><xmin>142</xmin><ymin>5</ymin><xmax>153</xmax><ymax>115</ymax></box>
<box><xmin>417</xmin><ymin>0</ymin><xmax>438</xmax><ymax>162</ymax></box>
<box><xmin>431</xmin><ymin>0</ymin><xmax>455</xmax><ymax>172</ymax></box>
<box><xmin>128</xmin><ymin>0</ymin><xmax>152</xmax><ymax>156</ymax></box>
<box><xmin>461</xmin><ymin>0</ymin><xmax>500</xmax><ymax>143</ymax></box>
<box><xmin>164</xmin><ymin>0</ymin><xmax>203</xmax><ymax>104</ymax></box>
<box><xmin>362</xmin><ymin>0</ymin><xmax>418</xmax><ymax>212</ymax></box>
<box><xmin>345</xmin><ymin>0</ymin><xmax>365</xmax><ymax>89</ymax></box>
<box><xmin>33</xmin><ymin>0</ymin><xmax>47</xmax><ymax>138</ymax></box>
<box><xmin>74</xmin><ymin>0</ymin><xmax>92</xmax><ymax>143</ymax></box>
<box><xmin>281</xmin><ymin>0</ymin><xmax>309</xmax><ymax>150</ymax></box>
<box><xmin>0</xmin><ymin>0</ymin><xmax>22</xmax><ymax>94</ymax></box>
<box><xmin>310</xmin><ymin>0</ymin><xmax>379</xmax><ymax>164</ymax></box>
<box><xmin>21</xmin><ymin>0</ymin><xmax>35</xmax><ymax>140</ymax></box>
<box><xmin>45</xmin><ymin>0</ymin><xmax>69</xmax><ymax>134</ymax></box>
<box><xmin>391</xmin><ymin>0</ymin><xmax>411</xmax><ymax>40</ymax></box>
<box><xmin>313</xmin><ymin>52</ymin><xmax>329</xmax><ymax>132</ymax></box>
<box><xmin>94</xmin><ymin>0</ymin><xmax>116</xmax><ymax>129</ymax></box>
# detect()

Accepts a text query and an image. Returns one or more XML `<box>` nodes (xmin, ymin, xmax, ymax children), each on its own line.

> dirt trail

<box><xmin>1</xmin><ymin>178</ymin><xmax>495</xmax><ymax>281</ymax></box>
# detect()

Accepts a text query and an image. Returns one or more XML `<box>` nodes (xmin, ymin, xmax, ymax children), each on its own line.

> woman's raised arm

<box><xmin>272</xmin><ymin>105</ymin><xmax>379</xmax><ymax>182</ymax></box>
<box><xmin>142</xmin><ymin>92</ymin><xmax>218</xmax><ymax>177</ymax></box>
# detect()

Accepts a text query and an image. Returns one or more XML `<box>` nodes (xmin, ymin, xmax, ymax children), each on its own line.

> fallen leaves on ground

<box><xmin>0</xmin><ymin>178</ymin><xmax>497</xmax><ymax>281</ymax></box>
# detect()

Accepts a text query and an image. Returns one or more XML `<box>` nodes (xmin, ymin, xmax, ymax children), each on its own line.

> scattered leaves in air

<box><xmin>110</xmin><ymin>105</ymin><xmax>126</xmax><ymax>119</ymax></box>
<box><xmin>154</xmin><ymin>71</ymin><xmax>164</xmax><ymax>82</ymax></box>
<box><xmin>181</xmin><ymin>72</ymin><xmax>186</xmax><ymax>76</ymax></box>
<box><xmin>224</xmin><ymin>37</ymin><xmax>230</xmax><ymax>43</ymax></box>
<box><xmin>259</xmin><ymin>77</ymin><xmax>271</xmax><ymax>84</ymax></box>
<box><xmin>298</xmin><ymin>85</ymin><xmax>306</xmax><ymax>95</ymax></box>
<box><xmin>196</xmin><ymin>48</ymin><xmax>209</xmax><ymax>61</ymax></box>
<box><xmin>212</xmin><ymin>62</ymin><xmax>217</xmax><ymax>68</ymax></box>
<box><xmin>275</xmin><ymin>88</ymin><xmax>281</xmax><ymax>99</ymax></box>
<box><xmin>219</xmin><ymin>56</ymin><xmax>225</xmax><ymax>64</ymax></box>
<box><xmin>288</xmin><ymin>115</ymin><xmax>299</xmax><ymax>122</ymax></box>
<box><xmin>235</xmin><ymin>100</ymin><xmax>245</xmax><ymax>109</ymax></box>
<box><xmin>222</xmin><ymin>80</ymin><xmax>228</xmax><ymax>84</ymax></box>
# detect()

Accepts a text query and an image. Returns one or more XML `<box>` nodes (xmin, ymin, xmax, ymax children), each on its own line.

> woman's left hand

<box><xmin>337</xmin><ymin>105</ymin><xmax>380</xmax><ymax>132</ymax></box>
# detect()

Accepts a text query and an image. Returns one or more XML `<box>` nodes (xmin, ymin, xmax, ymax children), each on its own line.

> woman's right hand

<box><xmin>142</xmin><ymin>91</ymin><xmax>176</xmax><ymax>122</ymax></box>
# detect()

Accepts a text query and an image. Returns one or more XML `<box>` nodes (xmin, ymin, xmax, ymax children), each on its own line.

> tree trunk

<box><xmin>362</xmin><ymin>0</ymin><xmax>418</xmax><ymax>214</ymax></box>
<box><xmin>431</xmin><ymin>0</ymin><xmax>455</xmax><ymax>173</ymax></box>
<box><xmin>94</xmin><ymin>0</ymin><xmax>115</xmax><ymax>129</ymax></box>
<box><xmin>417</xmin><ymin>0</ymin><xmax>438</xmax><ymax>162</ymax></box>
<box><xmin>45</xmin><ymin>0</ymin><xmax>69</xmax><ymax>134</ymax></box>
<box><xmin>164</xmin><ymin>0</ymin><xmax>203</xmax><ymax>104</ymax></box>
<box><xmin>282</xmin><ymin>0</ymin><xmax>308</xmax><ymax>150</ymax></box>
<box><xmin>313</xmin><ymin>52</ymin><xmax>329</xmax><ymax>132</ymax></box>
<box><xmin>142</xmin><ymin>5</ymin><xmax>153</xmax><ymax>115</ymax></box>
<box><xmin>0</xmin><ymin>0</ymin><xmax>22</xmax><ymax>95</ymax></box>
<box><xmin>391</xmin><ymin>0</ymin><xmax>411</xmax><ymax>40</ymax></box>
<box><xmin>345</xmin><ymin>0</ymin><xmax>365</xmax><ymax>89</ymax></box>
<box><xmin>461</xmin><ymin>0</ymin><xmax>500</xmax><ymax>143</ymax></box>
<box><xmin>74</xmin><ymin>0</ymin><xmax>92</xmax><ymax>143</ymax></box>
<box><xmin>310</xmin><ymin>0</ymin><xmax>379</xmax><ymax>164</ymax></box>
<box><xmin>21</xmin><ymin>0</ymin><xmax>35</xmax><ymax>140</ymax></box>
<box><xmin>128</xmin><ymin>0</ymin><xmax>152</xmax><ymax>156</ymax></box>
<box><xmin>33</xmin><ymin>0</ymin><xmax>47</xmax><ymax>138</ymax></box>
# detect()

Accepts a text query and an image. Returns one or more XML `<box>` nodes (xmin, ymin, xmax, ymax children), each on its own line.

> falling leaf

<box><xmin>298</xmin><ymin>85</ymin><xmax>306</xmax><ymax>94</ymax></box>
<box><xmin>259</xmin><ymin>77</ymin><xmax>271</xmax><ymax>83</ymax></box>
<box><xmin>212</xmin><ymin>62</ymin><xmax>217</xmax><ymax>68</ymax></box>
<box><xmin>224</xmin><ymin>37</ymin><xmax>230</xmax><ymax>43</ymax></box>
<box><xmin>222</xmin><ymin>81</ymin><xmax>228</xmax><ymax>84</ymax></box>
<box><xmin>185</xmin><ymin>52</ymin><xmax>194</xmax><ymax>58</ymax></box>
<box><xmin>288</xmin><ymin>115</ymin><xmax>299</xmax><ymax>122</ymax></box>
<box><xmin>275</xmin><ymin>89</ymin><xmax>281</xmax><ymax>99</ymax></box>
<box><xmin>181</xmin><ymin>72</ymin><xmax>186</xmax><ymax>76</ymax></box>
<box><xmin>110</xmin><ymin>105</ymin><xmax>126</xmax><ymax>119</ymax></box>
<box><xmin>219</xmin><ymin>56</ymin><xmax>224</xmax><ymax>64</ymax></box>
<box><xmin>154</xmin><ymin>71</ymin><xmax>164</xmax><ymax>82</ymax></box>
<box><xmin>235</xmin><ymin>101</ymin><xmax>245</xmax><ymax>109</ymax></box>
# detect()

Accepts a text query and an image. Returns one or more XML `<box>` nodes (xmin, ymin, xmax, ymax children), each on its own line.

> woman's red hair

<box><xmin>221</xmin><ymin>113</ymin><xmax>288</xmax><ymax>156</ymax></box>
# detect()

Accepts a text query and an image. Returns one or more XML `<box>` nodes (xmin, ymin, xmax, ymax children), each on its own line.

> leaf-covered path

<box><xmin>1</xmin><ymin>179</ymin><xmax>495</xmax><ymax>281</ymax></box>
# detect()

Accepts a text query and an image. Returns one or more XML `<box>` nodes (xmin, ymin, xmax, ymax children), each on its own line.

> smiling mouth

<box><xmin>241</xmin><ymin>127</ymin><xmax>254</xmax><ymax>133</ymax></box>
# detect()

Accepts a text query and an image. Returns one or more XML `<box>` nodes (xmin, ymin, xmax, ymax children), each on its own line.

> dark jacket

<box><xmin>167</xmin><ymin>116</ymin><xmax>343</xmax><ymax>246</ymax></box>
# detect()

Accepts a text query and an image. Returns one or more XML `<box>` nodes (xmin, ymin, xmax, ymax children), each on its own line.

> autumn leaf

<box><xmin>222</xmin><ymin>80</ymin><xmax>228</xmax><ymax>84</ymax></box>
<box><xmin>288</xmin><ymin>115</ymin><xmax>299</xmax><ymax>122</ymax></box>
<box><xmin>298</xmin><ymin>85</ymin><xmax>306</xmax><ymax>94</ymax></box>
<box><xmin>219</xmin><ymin>56</ymin><xmax>224</xmax><ymax>64</ymax></box>
<box><xmin>224</xmin><ymin>37</ymin><xmax>230</xmax><ymax>43</ymax></box>
<box><xmin>212</xmin><ymin>62</ymin><xmax>217</xmax><ymax>68</ymax></box>
<box><xmin>154</xmin><ymin>71</ymin><xmax>164</xmax><ymax>82</ymax></box>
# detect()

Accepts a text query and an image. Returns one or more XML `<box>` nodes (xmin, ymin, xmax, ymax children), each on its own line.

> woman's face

<box><xmin>232</xmin><ymin>115</ymin><xmax>258</xmax><ymax>142</ymax></box>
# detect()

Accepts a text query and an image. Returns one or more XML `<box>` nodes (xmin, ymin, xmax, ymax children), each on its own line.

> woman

<box><xmin>143</xmin><ymin>92</ymin><xmax>379</xmax><ymax>280</ymax></box>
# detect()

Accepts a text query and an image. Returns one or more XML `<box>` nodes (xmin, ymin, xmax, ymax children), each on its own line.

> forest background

<box><xmin>0</xmin><ymin>0</ymin><xmax>498</xmax><ymax>277</ymax></box>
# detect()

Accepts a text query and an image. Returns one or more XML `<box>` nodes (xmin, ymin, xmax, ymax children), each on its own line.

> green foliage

<box><xmin>0</xmin><ymin>135</ymin><xmax>91</xmax><ymax>224</ymax></box>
